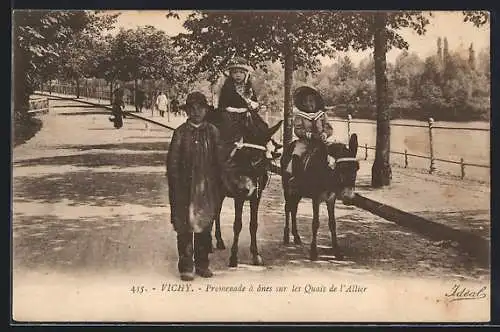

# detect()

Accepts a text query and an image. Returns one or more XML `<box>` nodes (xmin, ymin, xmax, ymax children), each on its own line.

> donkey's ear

<box><xmin>349</xmin><ymin>133</ymin><xmax>358</xmax><ymax>157</ymax></box>
<box><xmin>267</xmin><ymin>120</ymin><xmax>283</xmax><ymax>140</ymax></box>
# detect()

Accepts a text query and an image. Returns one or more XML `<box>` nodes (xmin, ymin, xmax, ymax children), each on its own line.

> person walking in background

<box><xmin>156</xmin><ymin>90</ymin><xmax>169</xmax><ymax>117</ymax></box>
<box><xmin>167</xmin><ymin>92</ymin><xmax>225</xmax><ymax>281</ymax></box>
<box><xmin>135</xmin><ymin>87</ymin><xmax>146</xmax><ymax>112</ymax></box>
<box><xmin>170</xmin><ymin>98</ymin><xmax>180</xmax><ymax>117</ymax></box>
<box><xmin>109</xmin><ymin>87</ymin><xmax>125</xmax><ymax>129</ymax></box>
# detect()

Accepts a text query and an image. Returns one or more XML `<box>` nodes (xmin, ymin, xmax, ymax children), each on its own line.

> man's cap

<box><xmin>180</xmin><ymin>91</ymin><xmax>209</xmax><ymax>110</ymax></box>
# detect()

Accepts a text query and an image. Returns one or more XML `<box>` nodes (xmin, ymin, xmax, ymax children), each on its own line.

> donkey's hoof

<box><xmin>331</xmin><ymin>244</ymin><xmax>344</xmax><ymax>260</ymax></box>
<box><xmin>208</xmin><ymin>245</ymin><xmax>214</xmax><ymax>254</ymax></box>
<box><xmin>228</xmin><ymin>256</ymin><xmax>238</xmax><ymax>268</ymax></box>
<box><xmin>310</xmin><ymin>250</ymin><xmax>318</xmax><ymax>261</ymax></box>
<box><xmin>333</xmin><ymin>250</ymin><xmax>344</xmax><ymax>260</ymax></box>
<box><xmin>283</xmin><ymin>237</ymin><xmax>290</xmax><ymax>245</ymax></box>
<box><xmin>293</xmin><ymin>236</ymin><xmax>302</xmax><ymax>245</ymax></box>
<box><xmin>252</xmin><ymin>254</ymin><xmax>264</xmax><ymax>266</ymax></box>
<box><xmin>216</xmin><ymin>241</ymin><xmax>226</xmax><ymax>250</ymax></box>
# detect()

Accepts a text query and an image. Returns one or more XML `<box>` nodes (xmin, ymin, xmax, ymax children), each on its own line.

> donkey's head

<box><xmin>328</xmin><ymin>134</ymin><xmax>360</xmax><ymax>205</ymax></box>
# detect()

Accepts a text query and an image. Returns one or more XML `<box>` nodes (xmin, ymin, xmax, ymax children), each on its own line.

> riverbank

<box><xmin>13</xmin><ymin>116</ymin><xmax>43</xmax><ymax>147</ymax></box>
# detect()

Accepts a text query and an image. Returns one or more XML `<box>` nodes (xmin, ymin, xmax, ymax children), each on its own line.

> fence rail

<box><xmin>27</xmin><ymin>97</ymin><xmax>49</xmax><ymax>115</ymax></box>
<box><xmin>330</xmin><ymin>118</ymin><xmax>491</xmax><ymax>132</ymax></box>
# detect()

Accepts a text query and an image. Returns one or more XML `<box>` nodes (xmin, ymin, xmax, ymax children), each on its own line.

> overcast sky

<box><xmin>109</xmin><ymin>10</ymin><xmax>490</xmax><ymax>65</ymax></box>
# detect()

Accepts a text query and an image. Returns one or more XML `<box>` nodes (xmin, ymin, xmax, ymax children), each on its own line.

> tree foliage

<box><xmin>109</xmin><ymin>26</ymin><xmax>178</xmax><ymax>83</ymax></box>
<box><xmin>13</xmin><ymin>10</ymin><xmax>118</xmax><ymax>118</ymax></box>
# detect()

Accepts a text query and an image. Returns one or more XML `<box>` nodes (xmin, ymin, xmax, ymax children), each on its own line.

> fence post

<box><xmin>428</xmin><ymin>117</ymin><xmax>436</xmax><ymax>174</ymax></box>
<box><xmin>364</xmin><ymin>143</ymin><xmax>368</xmax><ymax>160</ymax></box>
<box><xmin>347</xmin><ymin>114</ymin><xmax>352</xmax><ymax>141</ymax></box>
<box><xmin>460</xmin><ymin>158</ymin><xmax>465</xmax><ymax>179</ymax></box>
<box><xmin>404</xmin><ymin>149</ymin><xmax>408</xmax><ymax>168</ymax></box>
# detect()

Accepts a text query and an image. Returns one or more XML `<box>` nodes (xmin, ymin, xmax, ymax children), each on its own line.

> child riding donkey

<box><xmin>216</xmin><ymin>56</ymin><xmax>282</xmax><ymax>154</ymax></box>
<box><xmin>284</xmin><ymin>86</ymin><xmax>334</xmax><ymax>189</ymax></box>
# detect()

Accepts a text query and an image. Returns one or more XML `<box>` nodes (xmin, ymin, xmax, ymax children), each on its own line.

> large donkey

<box><xmin>281</xmin><ymin>134</ymin><xmax>360</xmax><ymax>261</ymax></box>
<box><xmin>206</xmin><ymin>111</ymin><xmax>283</xmax><ymax>267</ymax></box>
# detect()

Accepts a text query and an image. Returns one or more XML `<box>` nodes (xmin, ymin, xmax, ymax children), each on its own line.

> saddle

<box><xmin>284</xmin><ymin>140</ymin><xmax>327</xmax><ymax>173</ymax></box>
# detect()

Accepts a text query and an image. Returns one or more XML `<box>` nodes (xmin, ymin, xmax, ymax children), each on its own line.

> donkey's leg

<box><xmin>229</xmin><ymin>198</ymin><xmax>244</xmax><ymax>267</ymax></box>
<box><xmin>214</xmin><ymin>197</ymin><xmax>226</xmax><ymax>250</ymax></box>
<box><xmin>310</xmin><ymin>197</ymin><xmax>320</xmax><ymax>261</ymax></box>
<box><xmin>291</xmin><ymin>196</ymin><xmax>302</xmax><ymax>245</ymax></box>
<box><xmin>250</xmin><ymin>198</ymin><xmax>263</xmax><ymax>265</ymax></box>
<box><xmin>326</xmin><ymin>194</ymin><xmax>343</xmax><ymax>260</ymax></box>
<box><xmin>283</xmin><ymin>196</ymin><xmax>291</xmax><ymax>245</ymax></box>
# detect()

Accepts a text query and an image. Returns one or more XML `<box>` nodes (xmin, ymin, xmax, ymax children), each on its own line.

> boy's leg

<box><xmin>176</xmin><ymin>232</ymin><xmax>195</xmax><ymax>280</ymax></box>
<box><xmin>194</xmin><ymin>230</ymin><xmax>213</xmax><ymax>278</ymax></box>
<box><xmin>288</xmin><ymin>141</ymin><xmax>308</xmax><ymax>187</ymax></box>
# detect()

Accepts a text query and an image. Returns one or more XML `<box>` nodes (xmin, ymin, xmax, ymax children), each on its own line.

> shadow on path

<box><xmin>55</xmin><ymin>141</ymin><xmax>169</xmax><ymax>152</ymax></box>
<box><xmin>14</xmin><ymin>170</ymin><xmax>167</xmax><ymax>207</ymax></box>
<box><xmin>417</xmin><ymin>209</ymin><xmax>490</xmax><ymax>240</ymax></box>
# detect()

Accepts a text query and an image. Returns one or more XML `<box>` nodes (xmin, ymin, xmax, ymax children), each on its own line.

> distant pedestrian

<box><xmin>167</xmin><ymin>92</ymin><xmax>225</xmax><ymax>281</ymax></box>
<box><xmin>135</xmin><ymin>87</ymin><xmax>146</xmax><ymax>112</ymax></box>
<box><xmin>109</xmin><ymin>87</ymin><xmax>125</xmax><ymax>129</ymax></box>
<box><xmin>170</xmin><ymin>98</ymin><xmax>180</xmax><ymax>116</ymax></box>
<box><xmin>156</xmin><ymin>91</ymin><xmax>169</xmax><ymax>117</ymax></box>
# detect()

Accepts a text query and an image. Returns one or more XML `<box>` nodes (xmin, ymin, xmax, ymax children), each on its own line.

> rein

<box><xmin>226</xmin><ymin>107</ymin><xmax>249</xmax><ymax>113</ymax></box>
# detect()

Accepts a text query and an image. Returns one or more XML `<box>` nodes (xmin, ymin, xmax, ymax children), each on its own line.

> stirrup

<box><xmin>271</xmin><ymin>151</ymin><xmax>282</xmax><ymax>159</ymax></box>
<box><xmin>272</xmin><ymin>140</ymin><xmax>283</xmax><ymax>150</ymax></box>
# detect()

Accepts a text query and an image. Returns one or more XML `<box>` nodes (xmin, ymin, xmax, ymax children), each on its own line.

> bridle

<box><xmin>228</xmin><ymin>140</ymin><xmax>276</xmax><ymax>200</ymax></box>
<box><xmin>229</xmin><ymin>141</ymin><xmax>269</xmax><ymax>159</ymax></box>
<box><xmin>334</xmin><ymin>157</ymin><xmax>358</xmax><ymax>164</ymax></box>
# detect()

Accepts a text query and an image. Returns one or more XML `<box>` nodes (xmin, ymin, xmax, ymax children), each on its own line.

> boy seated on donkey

<box><xmin>284</xmin><ymin>86</ymin><xmax>334</xmax><ymax>188</ymax></box>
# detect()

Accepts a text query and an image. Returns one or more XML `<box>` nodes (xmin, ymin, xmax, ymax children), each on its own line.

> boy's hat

<box><xmin>223</xmin><ymin>56</ymin><xmax>254</xmax><ymax>76</ymax></box>
<box><xmin>293</xmin><ymin>86</ymin><xmax>325</xmax><ymax>113</ymax></box>
<box><xmin>180</xmin><ymin>91</ymin><xmax>209</xmax><ymax>110</ymax></box>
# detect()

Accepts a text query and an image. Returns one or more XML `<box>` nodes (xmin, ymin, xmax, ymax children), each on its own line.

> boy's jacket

<box><xmin>293</xmin><ymin>107</ymin><xmax>333</xmax><ymax>139</ymax></box>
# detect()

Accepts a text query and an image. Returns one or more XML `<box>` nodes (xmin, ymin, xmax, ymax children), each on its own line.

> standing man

<box><xmin>156</xmin><ymin>90</ymin><xmax>169</xmax><ymax>117</ymax></box>
<box><xmin>135</xmin><ymin>87</ymin><xmax>146</xmax><ymax>112</ymax></box>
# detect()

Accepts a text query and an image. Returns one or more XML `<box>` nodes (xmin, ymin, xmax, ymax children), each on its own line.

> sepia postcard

<box><xmin>11</xmin><ymin>9</ymin><xmax>491</xmax><ymax>323</ymax></box>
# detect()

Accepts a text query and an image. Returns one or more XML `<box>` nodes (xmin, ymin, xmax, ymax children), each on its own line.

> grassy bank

<box><xmin>14</xmin><ymin>116</ymin><xmax>43</xmax><ymax>147</ymax></box>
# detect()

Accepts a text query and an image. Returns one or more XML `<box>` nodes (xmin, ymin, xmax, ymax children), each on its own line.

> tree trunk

<box><xmin>76</xmin><ymin>79</ymin><xmax>80</xmax><ymax>98</ymax></box>
<box><xmin>110</xmin><ymin>81</ymin><xmax>114</xmax><ymax>105</ymax></box>
<box><xmin>371</xmin><ymin>12</ymin><xmax>392</xmax><ymax>188</ymax></box>
<box><xmin>283</xmin><ymin>39</ymin><xmax>294</xmax><ymax>147</ymax></box>
<box><xmin>134</xmin><ymin>78</ymin><xmax>138</xmax><ymax>111</ymax></box>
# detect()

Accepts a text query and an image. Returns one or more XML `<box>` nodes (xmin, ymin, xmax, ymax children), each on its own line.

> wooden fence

<box><xmin>339</xmin><ymin>116</ymin><xmax>489</xmax><ymax>180</ymax></box>
<box><xmin>28</xmin><ymin>97</ymin><xmax>49</xmax><ymax>115</ymax></box>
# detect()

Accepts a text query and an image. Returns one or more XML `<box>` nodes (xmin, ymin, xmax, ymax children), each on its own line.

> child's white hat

<box><xmin>223</xmin><ymin>56</ymin><xmax>254</xmax><ymax>76</ymax></box>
